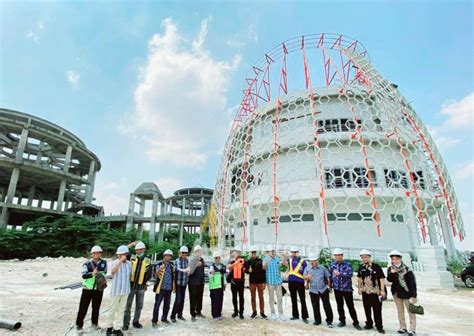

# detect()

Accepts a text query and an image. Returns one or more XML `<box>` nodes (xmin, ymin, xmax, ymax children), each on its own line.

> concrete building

<box><xmin>0</xmin><ymin>108</ymin><xmax>101</xmax><ymax>227</ymax></box>
<box><xmin>213</xmin><ymin>34</ymin><xmax>464</xmax><ymax>288</ymax></box>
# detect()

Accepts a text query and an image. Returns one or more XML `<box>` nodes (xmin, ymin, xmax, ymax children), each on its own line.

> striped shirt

<box><xmin>110</xmin><ymin>259</ymin><xmax>132</xmax><ymax>296</ymax></box>
<box><xmin>263</xmin><ymin>256</ymin><xmax>282</xmax><ymax>285</ymax></box>
<box><xmin>174</xmin><ymin>257</ymin><xmax>189</xmax><ymax>286</ymax></box>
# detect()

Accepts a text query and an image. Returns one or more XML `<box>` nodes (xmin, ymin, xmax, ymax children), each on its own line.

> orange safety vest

<box><xmin>232</xmin><ymin>258</ymin><xmax>245</xmax><ymax>280</ymax></box>
<box><xmin>288</xmin><ymin>257</ymin><xmax>305</xmax><ymax>279</ymax></box>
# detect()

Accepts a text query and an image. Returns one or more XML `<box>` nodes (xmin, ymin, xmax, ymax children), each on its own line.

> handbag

<box><xmin>408</xmin><ymin>302</ymin><xmax>424</xmax><ymax>315</ymax></box>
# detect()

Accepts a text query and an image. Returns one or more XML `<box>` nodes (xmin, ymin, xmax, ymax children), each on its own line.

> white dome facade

<box><xmin>212</xmin><ymin>34</ymin><xmax>464</xmax><ymax>260</ymax></box>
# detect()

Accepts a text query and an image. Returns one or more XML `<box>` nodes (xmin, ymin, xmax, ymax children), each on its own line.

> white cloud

<box><xmin>94</xmin><ymin>178</ymin><xmax>129</xmax><ymax>215</ymax></box>
<box><xmin>248</xmin><ymin>24</ymin><xmax>258</xmax><ymax>42</ymax></box>
<box><xmin>455</xmin><ymin>161</ymin><xmax>474</xmax><ymax>180</ymax></box>
<box><xmin>25</xmin><ymin>21</ymin><xmax>44</xmax><ymax>45</ymax></box>
<box><xmin>121</xmin><ymin>17</ymin><xmax>241</xmax><ymax>168</ymax></box>
<box><xmin>440</xmin><ymin>92</ymin><xmax>474</xmax><ymax>128</ymax></box>
<box><xmin>426</xmin><ymin>125</ymin><xmax>461</xmax><ymax>150</ymax></box>
<box><xmin>155</xmin><ymin>177</ymin><xmax>184</xmax><ymax>197</ymax></box>
<box><xmin>66</xmin><ymin>70</ymin><xmax>80</xmax><ymax>88</ymax></box>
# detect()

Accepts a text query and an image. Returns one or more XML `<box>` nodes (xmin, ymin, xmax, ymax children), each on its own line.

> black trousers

<box><xmin>170</xmin><ymin>285</ymin><xmax>187</xmax><ymax>319</ymax></box>
<box><xmin>310</xmin><ymin>290</ymin><xmax>333</xmax><ymax>324</ymax></box>
<box><xmin>362</xmin><ymin>293</ymin><xmax>383</xmax><ymax>329</ymax></box>
<box><xmin>289</xmin><ymin>281</ymin><xmax>309</xmax><ymax>319</ymax></box>
<box><xmin>231</xmin><ymin>281</ymin><xmax>245</xmax><ymax>314</ymax></box>
<box><xmin>75</xmin><ymin>289</ymin><xmax>104</xmax><ymax>328</ymax></box>
<box><xmin>334</xmin><ymin>290</ymin><xmax>359</xmax><ymax>325</ymax></box>
<box><xmin>210</xmin><ymin>288</ymin><xmax>224</xmax><ymax>318</ymax></box>
<box><xmin>189</xmin><ymin>283</ymin><xmax>204</xmax><ymax>317</ymax></box>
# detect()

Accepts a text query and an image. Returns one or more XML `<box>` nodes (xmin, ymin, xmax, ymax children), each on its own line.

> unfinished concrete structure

<box><xmin>0</xmin><ymin>108</ymin><xmax>101</xmax><ymax>227</ymax></box>
<box><xmin>124</xmin><ymin>184</ymin><xmax>213</xmax><ymax>244</ymax></box>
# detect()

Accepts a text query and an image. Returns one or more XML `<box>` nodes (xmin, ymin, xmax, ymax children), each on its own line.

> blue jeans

<box><xmin>152</xmin><ymin>289</ymin><xmax>172</xmax><ymax>323</ymax></box>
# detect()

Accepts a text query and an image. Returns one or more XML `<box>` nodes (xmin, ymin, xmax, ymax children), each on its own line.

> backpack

<box><xmin>95</xmin><ymin>272</ymin><xmax>108</xmax><ymax>291</ymax></box>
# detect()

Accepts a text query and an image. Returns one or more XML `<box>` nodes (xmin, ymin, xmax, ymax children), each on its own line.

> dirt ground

<box><xmin>0</xmin><ymin>257</ymin><xmax>472</xmax><ymax>336</ymax></box>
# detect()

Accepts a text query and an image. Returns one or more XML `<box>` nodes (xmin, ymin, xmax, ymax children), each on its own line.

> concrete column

<box><xmin>27</xmin><ymin>185</ymin><xmax>36</xmax><ymax>206</ymax></box>
<box><xmin>180</xmin><ymin>197</ymin><xmax>186</xmax><ymax>246</ymax></box>
<box><xmin>57</xmin><ymin>179</ymin><xmax>67</xmax><ymax>211</ymax></box>
<box><xmin>38</xmin><ymin>194</ymin><xmax>43</xmax><ymax>208</ymax></box>
<box><xmin>63</xmin><ymin>145</ymin><xmax>73</xmax><ymax>172</ymax></box>
<box><xmin>1</xmin><ymin>168</ymin><xmax>20</xmax><ymax>228</ymax></box>
<box><xmin>126</xmin><ymin>193</ymin><xmax>135</xmax><ymax>232</ymax></box>
<box><xmin>158</xmin><ymin>201</ymin><xmax>165</xmax><ymax>242</ymax></box>
<box><xmin>428</xmin><ymin>215</ymin><xmax>439</xmax><ymax>247</ymax></box>
<box><xmin>35</xmin><ymin>141</ymin><xmax>43</xmax><ymax>164</ymax></box>
<box><xmin>15</xmin><ymin>128</ymin><xmax>29</xmax><ymax>163</ymax></box>
<box><xmin>85</xmin><ymin>161</ymin><xmax>96</xmax><ymax>203</ymax></box>
<box><xmin>439</xmin><ymin>208</ymin><xmax>457</xmax><ymax>261</ymax></box>
<box><xmin>149</xmin><ymin>194</ymin><xmax>159</xmax><ymax>242</ymax></box>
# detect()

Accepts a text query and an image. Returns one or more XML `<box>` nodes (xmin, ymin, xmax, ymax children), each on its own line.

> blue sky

<box><xmin>0</xmin><ymin>1</ymin><xmax>472</xmax><ymax>249</ymax></box>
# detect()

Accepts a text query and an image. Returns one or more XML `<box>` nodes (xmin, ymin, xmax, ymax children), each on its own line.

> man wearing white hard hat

<box><xmin>123</xmin><ymin>241</ymin><xmax>152</xmax><ymax>330</ymax></box>
<box><xmin>105</xmin><ymin>245</ymin><xmax>132</xmax><ymax>336</ymax></box>
<box><xmin>152</xmin><ymin>249</ymin><xmax>175</xmax><ymax>327</ymax></box>
<box><xmin>245</xmin><ymin>245</ymin><xmax>268</xmax><ymax>319</ymax></box>
<box><xmin>228</xmin><ymin>246</ymin><xmax>246</xmax><ymax>319</ymax></box>
<box><xmin>75</xmin><ymin>245</ymin><xmax>107</xmax><ymax>332</ymax></box>
<box><xmin>387</xmin><ymin>250</ymin><xmax>417</xmax><ymax>336</ymax></box>
<box><xmin>188</xmin><ymin>245</ymin><xmax>206</xmax><ymax>321</ymax></box>
<box><xmin>304</xmin><ymin>254</ymin><xmax>333</xmax><ymax>327</ymax></box>
<box><xmin>357</xmin><ymin>249</ymin><xmax>386</xmax><ymax>334</ymax></box>
<box><xmin>209</xmin><ymin>250</ymin><xmax>226</xmax><ymax>320</ymax></box>
<box><xmin>170</xmin><ymin>245</ymin><xmax>190</xmax><ymax>322</ymax></box>
<box><xmin>262</xmin><ymin>245</ymin><xmax>285</xmax><ymax>321</ymax></box>
<box><xmin>329</xmin><ymin>248</ymin><xmax>361</xmax><ymax>330</ymax></box>
<box><xmin>285</xmin><ymin>246</ymin><xmax>309</xmax><ymax>323</ymax></box>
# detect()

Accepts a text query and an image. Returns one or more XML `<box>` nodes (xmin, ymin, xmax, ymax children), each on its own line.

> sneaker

<box><xmin>328</xmin><ymin>323</ymin><xmax>333</xmax><ymax>328</ymax></box>
<box><xmin>398</xmin><ymin>330</ymin><xmax>407</xmax><ymax>334</ymax></box>
<box><xmin>213</xmin><ymin>317</ymin><xmax>220</xmax><ymax>321</ymax></box>
<box><xmin>171</xmin><ymin>318</ymin><xmax>177</xmax><ymax>323</ymax></box>
<box><xmin>91</xmin><ymin>324</ymin><xmax>99</xmax><ymax>330</ymax></box>
<box><xmin>217</xmin><ymin>316</ymin><xmax>224</xmax><ymax>320</ymax></box>
<box><xmin>161</xmin><ymin>320</ymin><xmax>170</xmax><ymax>324</ymax></box>
<box><xmin>151</xmin><ymin>322</ymin><xmax>158</xmax><ymax>328</ymax></box>
<box><xmin>113</xmin><ymin>330</ymin><xmax>124</xmax><ymax>336</ymax></box>
<box><xmin>132</xmin><ymin>321</ymin><xmax>143</xmax><ymax>329</ymax></box>
<box><xmin>337</xmin><ymin>322</ymin><xmax>346</xmax><ymax>328</ymax></box>
<box><xmin>271</xmin><ymin>313</ymin><xmax>278</xmax><ymax>320</ymax></box>
<box><xmin>260</xmin><ymin>313</ymin><xmax>268</xmax><ymax>320</ymax></box>
<box><xmin>364</xmin><ymin>325</ymin><xmax>374</xmax><ymax>330</ymax></box>
<box><xmin>122</xmin><ymin>325</ymin><xmax>128</xmax><ymax>331</ymax></box>
<box><xmin>377</xmin><ymin>328</ymin><xmax>386</xmax><ymax>334</ymax></box>
<box><xmin>290</xmin><ymin>317</ymin><xmax>299</xmax><ymax>320</ymax></box>
<box><xmin>407</xmin><ymin>332</ymin><xmax>416</xmax><ymax>336</ymax></box>
<box><xmin>250</xmin><ymin>312</ymin><xmax>257</xmax><ymax>319</ymax></box>
<box><xmin>313</xmin><ymin>321</ymin><xmax>321</xmax><ymax>326</ymax></box>
<box><xmin>239</xmin><ymin>314</ymin><xmax>244</xmax><ymax>320</ymax></box>
<box><xmin>354</xmin><ymin>324</ymin><xmax>362</xmax><ymax>331</ymax></box>
<box><xmin>197</xmin><ymin>313</ymin><xmax>206</xmax><ymax>318</ymax></box>
<box><xmin>106</xmin><ymin>327</ymin><xmax>113</xmax><ymax>335</ymax></box>
<box><xmin>303</xmin><ymin>319</ymin><xmax>309</xmax><ymax>324</ymax></box>
<box><xmin>177</xmin><ymin>316</ymin><xmax>186</xmax><ymax>321</ymax></box>
<box><xmin>279</xmin><ymin>315</ymin><xmax>287</xmax><ymax>321</ymax></box>
<box><xmin>231</xmin><ymin>312</ymin><xmax>238</xmax><ymax>318</ymax></box>
<box><xmin>191</xmin><ymin>316</ymin><xmax>196</xmax><ymax>322</ymax></box>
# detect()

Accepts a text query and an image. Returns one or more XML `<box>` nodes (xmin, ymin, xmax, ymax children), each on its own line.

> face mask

<box><xmin>393</xmin><ymin>262</ymin><xmax>402</xmax><ymax>267</ymax></box>
<box><xmin>138</xmin><ymin>253</ymin><xmax>144</xmax><ymax>257</ymax></box>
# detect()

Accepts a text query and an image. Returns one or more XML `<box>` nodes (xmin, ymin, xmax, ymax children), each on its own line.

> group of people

<box><xmin>74</xmin><ymin>242</ymin><xmax>418</xmax><ymax>336</ymax></box>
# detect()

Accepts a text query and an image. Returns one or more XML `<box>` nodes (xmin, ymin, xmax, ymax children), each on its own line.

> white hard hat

<box><xmin>90</xmin><ymin>245</ymin><xmax>102</xmax><ymax>253</ymax></box>
<box><xmin>290</xmin><ymin>246</ymin><xmax>299</xmax><ymax>253</ymax></box>
<box><xmin>163</xmin><ymin>249</ymin><xmax>173</xmax><ymax>256</ymax></box>
<box><xmin>116</xmin><ymin>245</ymin><xmax>129</xmax><ymax>254</ymax></box>
<box><xmin>359</xmin><ymin>249</ymin><xmax>372</xmax><ymax>257</ymax></box>
<box><xmin>179</xmin><ymin>246</ymin><xmax>189</xmax><ymax>253</ymax></box>
<box><xmin>135</xmin><ymin>241</ymin><xmax>146</xmax><ymax>250</ymax></box>
<box><xmin>194</xmin><ymin>245</ymin><xmax>202</xmax><ymax>252</ymax></box>
<box><xmin>265</xmin><ymin>244</ymin><xmax>275</xmax><ymax>251</ymax></box>
<box><xmin>250</xmin><ymin>245</ymin><xmax>259</xmax><ymax>252</ymax></box>
<box><xmin>389</xmin><ymin>249</ymin><xmax>403</xmax><ymax>258</ymax></box>
<box><xmin>234</xmin><ymin>246</ymin><xmax>242</xmax><ymax>252</ymax></box>
<box><xmin>333</xmin><ymin>248</ymin><xmax>344</xmax><ymax>255</ymax></box>
<box><xmin>213</xmin><ymin>250</ymin><xmax>221</xmax><ymax>258</ymax></box>
<box><xmin>307</xmin><ymin>254</ymin><xmax>319</xmax><ymax>261</ymax></box>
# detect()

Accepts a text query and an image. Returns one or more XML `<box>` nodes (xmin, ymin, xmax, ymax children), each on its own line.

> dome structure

<box><xmin>212</xmin><ymin>34</ymin><xmax>464</xmax><ymax>260</ymax></box>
